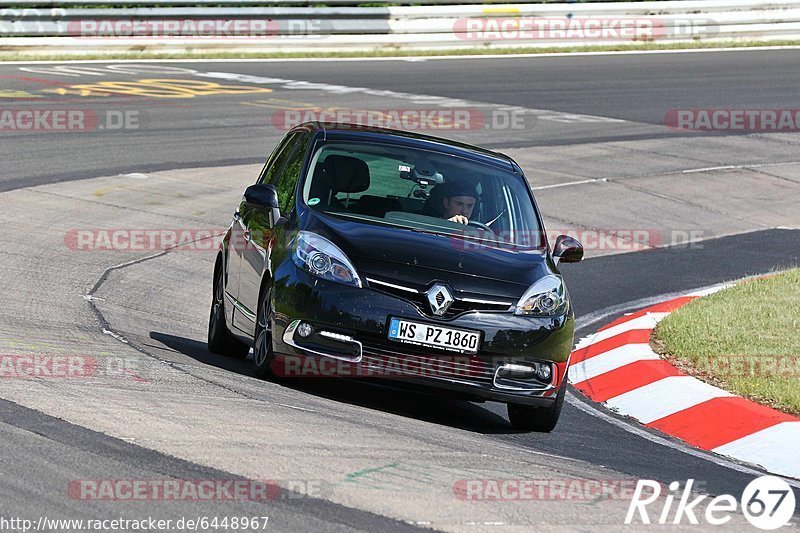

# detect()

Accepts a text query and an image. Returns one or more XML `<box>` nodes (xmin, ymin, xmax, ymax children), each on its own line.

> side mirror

<box><xmin>244</xmin><ymin>184</ymin><xmax>281</xmax><ymax>226</ymax></box>
<box><xmin>244</xmin><ymin>184</ymin><xmax>279</xmax><ymax>208</ymax></box>
<box><xmin>553</xmin><ymin>234</ymin><xmax>584</xmax><ymax>264</ymax></box>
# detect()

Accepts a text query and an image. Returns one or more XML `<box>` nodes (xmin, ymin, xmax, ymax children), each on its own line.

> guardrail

<box><xmin>1</xmin><ymin>0</ymin><xmax>798</xmax><ymax>54</ymax></box>
<box><xmin>0</xmin><ymin>0</ymin><xmax>715</xmax><ymax>5</ymax></box>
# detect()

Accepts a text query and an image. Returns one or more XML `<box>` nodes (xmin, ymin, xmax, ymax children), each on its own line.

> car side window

<box><xmin>257</xmin><ymin>133</ymin><xmax>300</xmax><ymax>185</ymax></box>
<box><xmin>273</xmin><ymin>132</ymin><xmax>311</xmax><ymax>214</ymax></box>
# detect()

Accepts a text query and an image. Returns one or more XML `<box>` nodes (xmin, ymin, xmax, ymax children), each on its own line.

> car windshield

<box><xmin>301</xmin><ymin>141</ymin><xmax>544</xmax><ymax>249</ymax></box>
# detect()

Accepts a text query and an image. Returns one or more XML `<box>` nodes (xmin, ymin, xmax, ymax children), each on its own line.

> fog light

<box><xmin>497</xmin><ymin>363</ymin><xmax>537</xmax><ymax>379</ymax></box>
<box><xmin>297</xmin><ymin>322</ymin><xmax>313</xmax><ymax>338</ymax></box>
<box><xmin>536</xmin><ymin>363</ymin><xmax>552</xmax><ymax>382</ymax></box>
<box><xmin>496</xmin><ymin>362</ymin><xmax>552</xmax><ymax>383</ymax></box>
<box><xmin>319</xmin><ymin>331</ymin><xmax>355</xmax><ymax>343</ymax></box>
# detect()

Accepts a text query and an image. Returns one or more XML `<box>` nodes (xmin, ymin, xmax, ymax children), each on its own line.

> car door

<box><xmin>235</xmin><ymin>131</ymin><xmax>310</xmax><ymax>336</ymax></box>
<box><xmin>228</xmin><ymin>133</ymin><xmax>299</xmax><ymax>334</ymax></box>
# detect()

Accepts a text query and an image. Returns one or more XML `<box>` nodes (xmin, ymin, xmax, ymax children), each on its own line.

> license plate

<box><xmin>388</xmin><ymin>318</ymin><xmax>481</xmax><ymax>354</ymax></box>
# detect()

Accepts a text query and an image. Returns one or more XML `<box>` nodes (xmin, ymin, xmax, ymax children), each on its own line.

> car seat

<box><xmin>420</xmin><ymin>183</ymin><xmax>447</xmax><ymax>217</ymax></box>
<box><xmin>351</xmin><ymin>195</ymin><xmax>403</xmax><ymax>218</ymax></box>
<box><xmin>309</xmin><ymin>154</ymin><xmax>370</xmax><ymax>210</ymax></box>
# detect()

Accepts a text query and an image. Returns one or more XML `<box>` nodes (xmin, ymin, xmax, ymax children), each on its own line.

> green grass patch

<box><xmin>2</xmin><ymin>39</ymin><xmax>800</xmax><ymax>62</ymax></box>
<box><xmin>654</xmin><ymin>269</ymin><xmax>800</xmax><ymax>416</ymax></box>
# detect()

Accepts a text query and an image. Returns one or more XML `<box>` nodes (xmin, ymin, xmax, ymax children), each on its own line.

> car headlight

<box><xmin>514</xmin><ymin>275</ymin><xmax>568</xmax><ymax>316</ymax></box>
<box><xmin>292</xmin><ymin>231</ymin><xmax>362</xmax><ymax>288</ymax></box>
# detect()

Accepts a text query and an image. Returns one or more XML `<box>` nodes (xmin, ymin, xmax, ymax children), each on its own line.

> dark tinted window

<box><xmin>301</xmin><ymin>141</ymin><xmax>544</xmax><ymax>249</ymax></box>
<box><xmin>258</xmin><ymin>132</ymin><xmax>300</xmax><ymax>185</ymax></box>
<box><xmin>273</xmin><ymin>132</ymin><xmax>311</xmax><ymax>214</ymax></box>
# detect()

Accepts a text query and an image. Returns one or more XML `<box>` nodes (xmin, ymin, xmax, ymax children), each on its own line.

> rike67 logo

<box><xmin>626</xmin><ymin>476</ymin><xmax>796</xmax><ymax>530</ymax></box>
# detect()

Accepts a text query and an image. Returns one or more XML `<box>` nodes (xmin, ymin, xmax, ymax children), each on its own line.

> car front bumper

<box><xmin>270</xmin><ymin>263</ymin><xmax>574</xmax><ymax>406</ymax></box>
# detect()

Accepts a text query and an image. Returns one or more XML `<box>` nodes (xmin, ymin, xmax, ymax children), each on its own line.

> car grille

<box><xmin>359</xmin><ymin>341</ymin><xmax>495</xmax><ymax>385</ymax></box>
<box><xmin>367</xmin><ymin>279</ymin><xmax>512</xmax><ymax>318</ymax></box>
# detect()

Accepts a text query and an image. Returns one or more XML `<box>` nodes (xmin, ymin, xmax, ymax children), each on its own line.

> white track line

<box><xmin>685</xmin><ymin>283</ymin><xmax>734</xmax><ymax>297</ymax></box>
<box><xmin>3</xmin><ymin>45</ymin><xmax>800</xmax><ymax>65</ymax></box>
<box><xmin>531</xmin><ymin>178</ymin><xmax>608</xmax><ymax>190</ymax></box>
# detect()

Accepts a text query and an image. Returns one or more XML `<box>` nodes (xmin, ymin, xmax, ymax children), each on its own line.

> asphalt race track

<box><xmin>1</xmin><ymin>49</ymin><xmax>799</xmax><ymax>531</ymax></box>
<box><xmin>3</xmin><ymin>49</ymin><xmax>800</xmax><ymax>190</ymax></box>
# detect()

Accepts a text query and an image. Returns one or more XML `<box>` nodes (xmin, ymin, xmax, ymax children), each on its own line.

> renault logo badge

<box><xmin>426</xmin><ymin>283</ymin><xmax>454</xmax><ymax>316</ymax></box>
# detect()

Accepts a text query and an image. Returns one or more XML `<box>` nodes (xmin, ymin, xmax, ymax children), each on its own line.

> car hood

<box><xmin>303</xmin><ymin>211</ymin><xmax>552</xmax><ymax>300</ymax></box>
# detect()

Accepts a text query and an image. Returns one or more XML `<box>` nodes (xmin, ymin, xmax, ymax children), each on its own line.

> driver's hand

<box><xmin>448</xmin><ymin>215</ymin><xmax>469</xmax><ymax>225</ymax></box>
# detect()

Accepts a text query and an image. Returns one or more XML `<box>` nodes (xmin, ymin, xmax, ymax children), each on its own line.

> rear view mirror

<box><xmin>400</xmin><ymin>165</ymin><xmax>444</xmax><ymax>188</ymax></box>
<box><xmin>553</xmin><ymin>234</ymin><xmax>584</xmax><ymax>264</ymax></box>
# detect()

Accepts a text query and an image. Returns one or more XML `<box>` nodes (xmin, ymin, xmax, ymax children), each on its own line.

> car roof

<box><xmin>289</xmin><ymin>122</ymin><xmax>520</xmax><ymax>173</ymax></box>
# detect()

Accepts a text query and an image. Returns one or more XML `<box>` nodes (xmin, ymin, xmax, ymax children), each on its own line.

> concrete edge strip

<box><xmin>3</xmin><ymin>44</ymin><xmax>800</xmax><ymax>63</ymax></box>
<box><xmin>569</xmin><ymin>282</ymin><xmax>800</xmax><ymax>480</ymax></box>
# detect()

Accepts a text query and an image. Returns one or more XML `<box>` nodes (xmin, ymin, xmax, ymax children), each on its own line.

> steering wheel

<box><xmin>467</xmin><ymin>220</ymin><xmax>495</xmax><ymax>234</ymax></box>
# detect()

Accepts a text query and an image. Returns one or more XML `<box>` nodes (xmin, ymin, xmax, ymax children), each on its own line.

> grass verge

<box><xmin>1</xmin><ymin>39</ymin><xmax>800</xmax><ymax>62</ymax></box>
<box><xmin>653</xmin><ymin>268</ymin><xmax>800</xmax><ymax>416</ymax></box>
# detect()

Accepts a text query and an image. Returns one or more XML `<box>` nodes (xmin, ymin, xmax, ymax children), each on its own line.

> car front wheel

<box><xmin>507</xmin><ymin>379</ymin><xmax>566</xmax><ymax>432</ymax></box>
<box><xmin>253</xmin><ymin>286</ymin><xmax>277</xmax><ymax>380</ymax></box>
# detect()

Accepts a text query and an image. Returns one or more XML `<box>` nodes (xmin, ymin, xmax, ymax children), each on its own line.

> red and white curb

<box><xmin>569</xmin><ymin>283</ymin><xmax>800</xmax><ymax>480</ymax></box>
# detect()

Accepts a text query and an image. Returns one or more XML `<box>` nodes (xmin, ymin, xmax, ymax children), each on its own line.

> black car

<box><xmin>208</xmin><ymin>122</ymin><xmax>583</xmax><ymax>431</ymax></box>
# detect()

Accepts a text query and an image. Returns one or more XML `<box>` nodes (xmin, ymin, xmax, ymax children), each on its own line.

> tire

<box><xmin>507</xmin><ymin>379</ymin><xmax>566</xmax><ymax>432</ymax></box>
<box><xmin>253</xmin><ymin>286</ymin><xmax>277</xmax><ymax>380</ymax></box>
<box><xmin>208</xmin><ymin>262</ymin><xmax>250</xmax><ymax>359</ymax></box>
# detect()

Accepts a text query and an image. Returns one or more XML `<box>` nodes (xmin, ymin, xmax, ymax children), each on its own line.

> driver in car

<box><xmin>441</xmin><ymin>180</ymin><xmax>478</xmax><ymax>225</ymax></box>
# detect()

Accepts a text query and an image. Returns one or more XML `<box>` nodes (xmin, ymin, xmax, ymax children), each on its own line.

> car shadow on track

<box><xmin>150</xmin><ymin>331</ymin><xmax>519</xmax><ymax>435</ymax></box>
